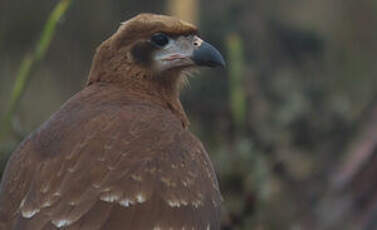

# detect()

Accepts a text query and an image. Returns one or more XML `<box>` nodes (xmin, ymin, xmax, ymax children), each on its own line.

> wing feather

<box><xmin>0</xmin><ymin>85</ymin><xmax>221</xmax><ymax>230</ymax></box>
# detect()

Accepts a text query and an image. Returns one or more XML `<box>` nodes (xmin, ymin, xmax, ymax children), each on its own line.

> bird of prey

<box><xmin>0</xmin><ymin>13</ymin><xmax>225</xmax><ymax>230</ymax></box>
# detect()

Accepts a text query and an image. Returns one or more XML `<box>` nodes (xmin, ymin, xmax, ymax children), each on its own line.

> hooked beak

<box><xmin>191</xmin><ymin>40</ymin><xmax>225</xmax><ymax>68</ymax></box>
<box><xmin>153</xmin><ymin>35</ymin><xmax>225</xmax><ymax>72</ymax></box>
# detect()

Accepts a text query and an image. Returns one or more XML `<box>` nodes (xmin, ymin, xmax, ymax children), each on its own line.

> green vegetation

<box><xmin>227</xmin><ymin>34</ymin><xmax>247</xmax><ymax>133</ymax></box>
<box><xmin>0</xmin><ymin>0</ymin><xmax>73</xmax><ymax>141</ymax></box>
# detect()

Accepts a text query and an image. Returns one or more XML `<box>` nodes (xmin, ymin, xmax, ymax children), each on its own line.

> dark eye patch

<box><xmin>130</xmin><ymin>42</ymin><xmax>155</xmax><ymax>65</ymax></box>
<box><xmin>151</xmin><ymin>33</ymin><xmax>169</xmax><ymax>47</ymax></box>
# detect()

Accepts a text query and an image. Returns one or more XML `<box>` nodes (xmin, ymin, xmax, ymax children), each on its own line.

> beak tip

<box><xmin>192</xmin><ymin>41</ymin><xmax>226</xmax><ymax>68</ymax></box>
<box><xmin>218</xmin><ymin>57</ymin><xmax>226</xmax><ymax>68</ymax></box>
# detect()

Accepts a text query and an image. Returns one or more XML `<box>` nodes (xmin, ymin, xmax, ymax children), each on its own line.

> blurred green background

<box><xmin>1</xmin><ymin>0</ymin><xmax>377</xmax><ymax>229</ymax></box>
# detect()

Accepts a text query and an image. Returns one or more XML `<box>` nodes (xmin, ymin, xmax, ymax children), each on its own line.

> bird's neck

<box><xmin>87</xmin><ymin>63</ymin><xmax>190</xmax><ymax>128</ymax></box>
<box><xmin>123</xmin><ymin>71</ymin><xmax>190</xmax><ymax>128</ymax></box>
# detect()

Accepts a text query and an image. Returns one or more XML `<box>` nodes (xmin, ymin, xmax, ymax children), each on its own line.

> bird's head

<box><xmin>87</xmin><ymin>13</ymin><xmax>225</xmax><ymax>96</ymax></box>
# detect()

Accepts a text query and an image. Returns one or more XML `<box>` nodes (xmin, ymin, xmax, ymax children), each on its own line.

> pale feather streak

<box><xmin>21</xmin><ymin>208</ymin><xmax>40</xmax><ymax>218</ymax></box>
<box><xmin>52</xmin><ymin>218</ymin><xmax>73</xmax><ymax>228</ymax></box>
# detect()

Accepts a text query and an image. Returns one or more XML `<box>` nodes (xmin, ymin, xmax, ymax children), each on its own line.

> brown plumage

<box><xmin>0</xmin><ymin>13</ymin><xmax>225</xmax><ymax>230</ymax></box>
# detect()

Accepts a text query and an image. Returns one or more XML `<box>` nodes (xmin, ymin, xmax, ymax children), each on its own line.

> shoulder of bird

<box><xmin>0</xmin><ymin>13</ymin><xmax>225</xmax><ymax>230</ymax></box>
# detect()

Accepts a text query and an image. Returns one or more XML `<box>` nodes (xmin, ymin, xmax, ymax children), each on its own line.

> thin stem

<box><xmin>0</xmin><ymin>0</ymin><xmax>73</xmax><ymax>141</ymax></box>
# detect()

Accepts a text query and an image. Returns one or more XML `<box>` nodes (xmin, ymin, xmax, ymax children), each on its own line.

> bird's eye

<box><xmin>151</xmin><ymin>33</ymin><xmax>169</xmax><ymax>47</ymax></box>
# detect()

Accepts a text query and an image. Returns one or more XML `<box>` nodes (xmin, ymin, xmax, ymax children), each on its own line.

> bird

<box><xmin>0</xmin><ymin>13</ymin><xmax>225</xmax><ymax>230</ymax></box>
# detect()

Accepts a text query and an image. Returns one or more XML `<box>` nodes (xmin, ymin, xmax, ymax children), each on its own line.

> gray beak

<box><xmin>192</xmin><ymin>41</ymin><xmax>225</xmax><ymax>68</ymax></box>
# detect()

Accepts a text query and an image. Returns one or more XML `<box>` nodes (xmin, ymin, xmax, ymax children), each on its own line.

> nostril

<box><xmin>193</xmin><ymin>42</ymin><xmax>199</xmax><ymax>46</ymax></box>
